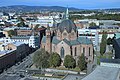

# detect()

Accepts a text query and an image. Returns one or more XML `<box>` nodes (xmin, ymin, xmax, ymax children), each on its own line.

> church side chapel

<box><xmin>41</xmin><ymin>8</ymin><xmax>94</xmax><ymax>63</ymax></box>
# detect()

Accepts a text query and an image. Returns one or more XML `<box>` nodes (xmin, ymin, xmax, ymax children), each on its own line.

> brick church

<box><xmin>41</xmin><ymin>8</ymin><xmax>93</xmax><ymax>62</ymax></box>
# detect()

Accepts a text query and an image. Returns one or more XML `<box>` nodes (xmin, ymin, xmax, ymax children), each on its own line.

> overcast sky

<box><xmin>0</xmin><ymin>0</ymin><xmax>120</xmax><ymax>9</ymax></box>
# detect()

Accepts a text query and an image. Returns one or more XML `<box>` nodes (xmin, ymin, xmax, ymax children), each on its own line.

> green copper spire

<box><xmin>65</xmin><ymin>6</ymin><xmax>69</xmax><ymax>19</ymax></box>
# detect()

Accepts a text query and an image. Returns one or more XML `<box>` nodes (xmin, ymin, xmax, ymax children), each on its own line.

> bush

<box><xmin>63</xmin><ymin>55</ymin><xmax>76</xmax><ymax>69</ymax></box>
<box><xmin>49</xmin><ymin>52</ymin><xmax>61</xmax><ymax>68</ymax></box>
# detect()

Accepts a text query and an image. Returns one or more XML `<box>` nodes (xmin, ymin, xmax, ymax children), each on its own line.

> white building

<box><xmin>78</xmin><ymin>29</ymin><xmax>115</xmax><ymax>51</ymax></box>
<box><xmin>76</xmin><ymin>19</ymin><xmax>100</xmax><ymax>26</ymax></box>
<box><xmin>0</xmin><ymin>35</ymin><xmax>40</xmax><ymax>48</ymax></box>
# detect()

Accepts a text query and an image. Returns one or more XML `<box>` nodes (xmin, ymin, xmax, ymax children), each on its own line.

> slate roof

<box><xmin>42</xmin><ymin>36</ymin><xmax>92</xmax><ymax>45</ymax></box>
<box><xmin>77</xmin><ymin>37</ymin><xmax>92</xmax><ymax>44</ymax></box>
<box><xmin>51</xmin><ymin>36</ymin><xmax>92</xmax><ymax>45</ymax></box>
<box><xmin>52</xmin><ymin>36</ymin><xmax>61</xmax><ymax>44</ymax></box>
<box><xmin>58</xmin><ymin>19</ymin><xmax>77</xmax><ymax>33</ymax></box>
<box><xmin>70</xmin><ymin>39</ymin><xmax>80</xmax><ymax>45</ymax></box>
<box><xmin>63</xmin><ymin>39</ymin><xmax>71</xmax><ymax>45</ymax></box>
<box><xmin>82</xmin><ymin>66</ymin><xmax>120</xmax><ymax>80</ymax></box>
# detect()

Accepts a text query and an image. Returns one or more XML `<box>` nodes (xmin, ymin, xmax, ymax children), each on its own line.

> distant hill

<box><xmin>0</xmin><ymin>5</ymin><xmax>82</xmax><ymax>12</ymax></box>
<box><xmin>0</xmin><ymin>5</ymin><xmax>119</xmax><ymax>13</ymax></box>
<box><xmin>104</xmin><ymin>8</ymin><xmax>120</xmax><ymax>12</ymax></box>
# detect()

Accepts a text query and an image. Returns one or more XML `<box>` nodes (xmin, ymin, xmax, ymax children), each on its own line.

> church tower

<box><xmin>45</xmin><ymin>24</ymin><xmax>52</xmax><ymax>53</ymax></box>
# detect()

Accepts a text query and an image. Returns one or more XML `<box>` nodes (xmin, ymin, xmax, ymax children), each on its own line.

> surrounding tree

<box><xmin>89</xmin><ymin>22</ymin><xmax>96</xmax><ymax>27</ymax></box>
<box><xmin>49</xmin><ymin>52</ymin><xmax>61</xmax><ymax>68</ymax></box>
<box><xmin>100</xmin><ymin>31</ymin><xmax>107</xmax><ymax>55</ymax></box>
<box><xmin>17</xmin><ymin>16</ymin><xmax>26</xmax><ymax>27</ymax></box>
<box><xmin>69</xmin><ymin>13</ymin><xmax>120</xmax><ymax>21</ymax></box>
<box><xmin>34</xmin><ymin>24</ymin><xmax>39</xmax><ymax>30</ymax></box>
<box><xmin>17</xmin><ymin>21</ymin><xmax>26</xmax><ymax>27</ymax></box>
<box><xmin>107</xmin><ymin>38</ymin><xmax>112</xmax><ymax>45</ymax></box>
<box><xmin>99</xmin><ymin>23</ymin><xmax>104</xmax><ymax>25</ymax></box>
<box><xmin>17</xmin><ymin>16</ymin><xmax>24</xmax><ymax>22</ymax></box>
<box><xmin>8</xmin><ymin>30</ymin><xmax>16</xmax><ymax>37</ymax></box>
<box><xmin>63</xmin><ymin>55</ymin><xmax>76</xmax><ymax>69</ymax></box>
<box><xmin>78</xmin><ymin>54</ymin><xmax>87</xmax><ymax>71</ymax></box>
<box><xmin>33</xmin><ymin>48</ymin><xmax>50</xmax><ymax>69</ymax></box>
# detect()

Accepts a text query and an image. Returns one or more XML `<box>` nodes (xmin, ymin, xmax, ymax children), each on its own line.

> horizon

<box><xmin>0</xmin><ymin>5</ymin><xmax>120</xmax><ymax>10</ymax></box>
<box><xmin>0</xmin><ymin>0</ymin><xmax>120</xmax><ymax>9</ymax></box>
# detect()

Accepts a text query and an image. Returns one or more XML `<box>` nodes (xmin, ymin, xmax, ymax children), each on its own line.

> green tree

<box><xmin>34</xmin><ymin>24</ymin><xmax>39</xmax><ymax>30</ymax></box>
<box><xmin>100</xmin><ymin>31</ymin><xmax>107</xmax><ymax>55</ymax></box>
<box><xmin>17</xmin><ymin>16</ymin><xmax>24</xmax><ymax>22</ymax></box>
<box><xmin>107</xmin><ymin>38</ymin><xmax>112</xmax><ymax>45</ymax></box>
<box><xmin>8</xmin><ymin>30</ymin><xmax>16</xmax><ymax>37</ymax></box>
<box><xmin>78</xmin><ymin>54</ymin><xmax>87</xmax><ymax>71</ymax></box>
<box><xmin>89</xmin><ymin>22</ymin><xmax>96</xmax><ymax>27</ymax></box>
<box><xmin>49</xmin><ymin>52</ymin><xmax>61</xmax><ymax>68</ymax></box>
<box><xmin>99</xmin><ymin>23</ymin><xmax>104</xmax><ymax>25</ymax></box>
<box><xmin>17</xmin><ymin>21</ymin><xmax>26</xmax><ymax>27</ymax></box>
<box><xmin>17</xmin><ymin>16</ymin><xmax>26</xmax><ymax>27</ymax></box>
<box><xmin>63</xmin><ymin>55</ymin><xmax>76</xmax><ymax>69</ymax></box>
<box><xmin>33</xmin><ymin>48</ymin><xmax>50</xmax><ymax>69</ymax></box>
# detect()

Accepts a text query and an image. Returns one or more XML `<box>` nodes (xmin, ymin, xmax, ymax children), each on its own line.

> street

<box><xmin>0</xmin><ymin>54</ymin><xmax>33</xmax><ymax>80</ymax></box>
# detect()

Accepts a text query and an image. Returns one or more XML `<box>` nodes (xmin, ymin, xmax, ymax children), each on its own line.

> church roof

<box><xmin>58</xmin><ymin>19</ymin><xmax>77</xmax><ymax>33</ymax></box>
<box><xmin>52</xmin><ymin>36</ymin><xmax>92</xmax><ymax>45</ymax></box>
<box><xmin>63</xmin><ymin>39</ymin><xmax>71</xmax><ymax>45</ymax></box>
<box><xmin>52</xmin><ymin>37</ymin><xmax>61</xmax><ymax>44</ymax></box>
<box><xmin>78</xmin><ymin>37</ymin><xmax>92</xmax><ymax>44</ymax></box>
<box><xmin>42</xmin><ymin>36</ymin><xmax>92</xmax><ymax>45</ymax></box>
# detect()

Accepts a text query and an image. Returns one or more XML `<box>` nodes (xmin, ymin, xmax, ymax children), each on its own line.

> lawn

<box><xmin>52</xmin><ymin>66</ymin><xmax>80</xmax><ymax>72</ymax></box>
<box><xmin>33</xmin><ymin>73</ymin><xmax>64</xmax><ymax>79</ymax></box>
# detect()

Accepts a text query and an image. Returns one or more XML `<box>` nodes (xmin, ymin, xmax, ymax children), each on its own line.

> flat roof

<box><xmin>0</xmin><ymin>50</ymin><xmax>16</xmax><ymax>57</ymax></box>
<box><xmin>82</xmin><ymin>66</ymin><xmax>119</xmax><ymax>80</ymax></box>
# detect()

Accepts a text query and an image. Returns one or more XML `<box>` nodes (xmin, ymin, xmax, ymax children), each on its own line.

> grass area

<box><xmin>30</xmin><ymin>64</ymin><xmax>80</xmax><ymax>72</ymax></box>
<box><xmin>97</xmin><ymin>55</ymin><xmax>106</xmax><ymax>65</ymax></box>
<box><xmin>52</xmin><ymin>66</ymin><xmax>80</xmax><ymax>72</ymax></box>
<box><xmin>33</xmin><ymin>74</ymin><xmax>64</xmax><ymax>79</ymax></box>
<box><xmin>97</xmin><ymin>52</ymin><xmax>113</xmax><ymax>65</ymax></box>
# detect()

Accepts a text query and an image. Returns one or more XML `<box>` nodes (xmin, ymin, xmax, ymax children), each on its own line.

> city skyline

<box><xmin>0</xmin><ymin>0</ymin><xmax>120</xmax><ymax>9</ymax></box>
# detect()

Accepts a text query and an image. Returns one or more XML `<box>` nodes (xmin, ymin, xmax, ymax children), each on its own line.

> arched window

<box><xmin>83</xmin><ymin>47</ymin><xmax>85</xmax><ymax>56</ymax></box>
<box><xmin>60</xmin><ymin>47</ymin><xmax>65</xmax><ymax>58</ymax></box>
<box><xmin>75</xmin><ymin>47</ymin><xmax>77</xmax><ymax>56</ymax></box>
<box><xmin>89</xmin><ymin>47</ymin><xmax>90</xmax><ymax>56</ymax></box>
<box><xmin>54</xmin><ymin>46</ymin><xmax>55</xmax><ymax>51</ymax></box>
<box><xmin>70</xmin><ymin>46</ymin><xmax>72</xmax><ymax>56</ymax></box>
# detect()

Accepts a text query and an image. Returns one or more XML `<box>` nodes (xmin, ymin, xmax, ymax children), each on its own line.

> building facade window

<box><xmin>89</xmin><ymin>47</ymin><xmax>90</xmax><ymax>56</ymax></box>
<box><xmin>60</xmin><ymin>47</ymin><xmax>64</xmax><ymax>58</ymax></box>
<box><xmin>70</xmin><ymin>46</ymin><xmax>72</xmax><ymax>56</ymax></box>
<box><xmin>75</xmin><ymin>47</ymin><xmax>77</xmax><ymax>56</ymax></box>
